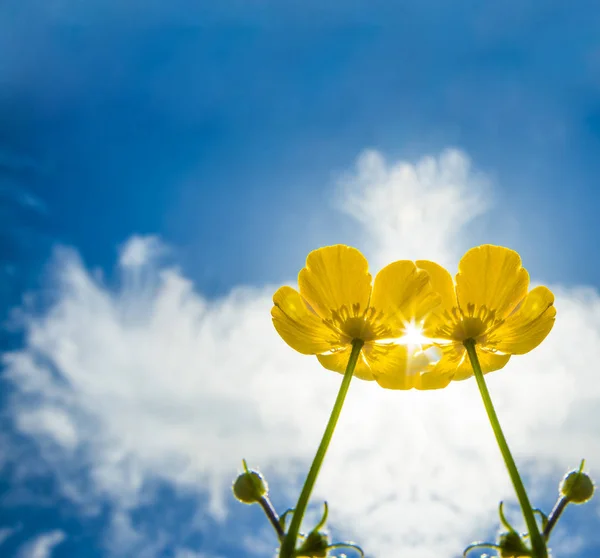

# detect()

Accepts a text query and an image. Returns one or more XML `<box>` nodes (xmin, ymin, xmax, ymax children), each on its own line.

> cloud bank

<box><xmin>3</xmin><ymin>149</ymin><xmax>600</xmax><ymax>557</ymax></box>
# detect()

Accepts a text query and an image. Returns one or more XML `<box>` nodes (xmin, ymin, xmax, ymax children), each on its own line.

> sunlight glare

<box><xmin>400</xmin><ymin>322</ymin><xmax>429</xmax><ymax>346</ymax></box>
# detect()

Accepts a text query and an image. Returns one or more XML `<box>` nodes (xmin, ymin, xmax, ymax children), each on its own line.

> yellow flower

<box><xmin>271</xmin><ymin>244</ymin><xmax>447</xmax><ymax>389</ymax></box>
<box><xmin>417</xmin><ymin>244</ymin><xmax>556</xmax><ymax>381</ymax></box>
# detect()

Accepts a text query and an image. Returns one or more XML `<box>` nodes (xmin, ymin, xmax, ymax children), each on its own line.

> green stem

<box><xmin>279</xmin><ymin>339</ymin><xmax>364</xmax><ymax>558</ymax></box>
<box><xmin>463</xmin><ymin>340</ymin><xmax>547</xmax><ymax>558</ymax></box>
<box><xmin>543</xmin><ymin>497</ymin><xmax>568</xmax><ymax>540</ymax></box>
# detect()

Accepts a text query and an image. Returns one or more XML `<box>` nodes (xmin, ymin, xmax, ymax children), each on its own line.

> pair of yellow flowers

<box><xmin>272</xmin><ymin>244</ymin><xmax>556</xmax><ymax>390</ymax></box>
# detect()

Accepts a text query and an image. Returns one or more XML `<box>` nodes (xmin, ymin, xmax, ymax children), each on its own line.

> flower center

<box><xmin>437</xmin><ymin>303</ymin><xmax>504</xmax><ymax>343</ymax></box>
<box><xmin>326</xmin><ymin>304</ymin><xmax>393</xmax><ymax>342</ymax></box>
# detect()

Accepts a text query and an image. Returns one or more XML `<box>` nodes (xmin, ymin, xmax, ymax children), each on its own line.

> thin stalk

<box><xmin>543</xmin><ymin>497</ymin><xmax>568</xmax><ymax>540</ymax></box>
<box><xmin>463</xmin><ymin>340</ymin><xmax>547</xmax><ymax>558</ymax></box>
<box><xmin>259</xmin><ymin>496</ymin><xmax>285</xmax><ymax>541</ymax></box>
<box><xmin>279</xmin><ymin>339</ymin><xmax>364</xmax><ymax>558</ymax></box>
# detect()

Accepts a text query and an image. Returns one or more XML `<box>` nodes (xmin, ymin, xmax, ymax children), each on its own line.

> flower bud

<box><xmin>232</xmin><ymin>466</ymin><xmax>268</xmax><ymax>504</ymax></box>
<box><xmin>296</xmin><ymin>531</ymin><xmax>330</xmax><ymax>558</ymax></box>
<box><xmin>560</xmin><ymin>469</ymin><xmax>594</xmax><ymax>504</ymax></box>
<box><xmin>495</xmin><ymin>531</ymin><xmax>532</xmax><ymax>557</ymax></box>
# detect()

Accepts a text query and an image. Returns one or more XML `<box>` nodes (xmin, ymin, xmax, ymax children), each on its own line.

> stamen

<box><xmin>433</xmin><ymin>304</ymin><xmax>506</xmax><ymax>342</ymax></box>
<box><xmin>325</xmin><ymin>303</ymin><xmax>393</xmax><ymax>342</ymax></box>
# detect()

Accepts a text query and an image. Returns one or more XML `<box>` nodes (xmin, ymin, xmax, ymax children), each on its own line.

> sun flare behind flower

<box><xmin>398</xmin><ymin>320</ymin><xmax>431</xmax><ymax>345</ymax></box>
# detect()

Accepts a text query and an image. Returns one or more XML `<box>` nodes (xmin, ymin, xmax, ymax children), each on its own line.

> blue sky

<box><xmin>2</xmin><ymin>2</ymin><xmax>600</xmax><ymax>557</ymax></box>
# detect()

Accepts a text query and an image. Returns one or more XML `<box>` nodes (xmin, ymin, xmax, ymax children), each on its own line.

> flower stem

<box><xmin>543</xmin><ymin>496</ymin><xmax>568</xmax><ymax>540</ymax></box>
<box><xmin>463</xmin><ymin>340</ymin><xmax>547</xmax><ymax>558</ymax></box>
<box><xmin>279</xmin><ymin>339</ymin><xmax>364</xmax><ymax>558</ymax></box>
<box><xmin>259</xmin><ymin>495</ymin><xmax>285</xmax><ymax>541</ymax></box>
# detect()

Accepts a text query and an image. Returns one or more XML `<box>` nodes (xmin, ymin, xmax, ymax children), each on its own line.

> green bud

<box><xmin>296</xmin><ymin>531</ymin><xmax>330</xmax><ymax>558</ymax></box>
<box><xmin>497</xmin><ymin>531</ymin><xmax>532</xmax><ymax>557</ymax></box>
<box><xmin>560</xmin><ymin>469</ymin><xmax>594</xmax><ymax>504</ymax></box>
<box><xmin>232</xmin><ymin>461</ymin><xmax>268</xmax><ymax>504</ymax></box>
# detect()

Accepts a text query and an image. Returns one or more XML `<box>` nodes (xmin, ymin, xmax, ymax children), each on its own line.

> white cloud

<box><xmin>18</xmin><ymin>530</ymin><xmax>66</xmax><ymax>558</ymax></box>
<box><xmin>338</xmin><ymin>148</ymin><xmax>488</xmax><ymax>270</ymax></box>
<box><xmin>3</xmin><ymin>149</ymin><xmax>600</xmax><ymax>557</ymax></box>
<box><xmin>118</xmin><ymin>235</ymin><xmax>164</xmax><ymax>269</ymax></box>
<box><xmin>16</xmin><ymin>406</ymin><xmax>78</xmax><ymax>450</ymax></box>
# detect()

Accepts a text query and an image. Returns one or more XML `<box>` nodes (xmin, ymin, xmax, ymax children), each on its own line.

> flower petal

<box><xmin>416</xmin><ymin>260</ymin><xmax>457</xmax><ymax>339</ymax></box>
<box><xmin>416</xmin><ymin>260</ymin><xmax>457</xmax><ymax>312</ymax></box>
<box><xmin>487</xmin><ymin>286</ymin><xmax>556</xmax><ymax>354</ymax></box>
<box><xmin>317</xmin><ymin>346</ymin><xmax>375</xmax><ymax>381</ymax></box>
<box><xmin>362</xmin><ymin>343</ymin><xmax>436</xmax><ymax>389</ymax></box>
<box><xmin>430</xmin><ymin>344</ymin><xmax>511</xmax><ymax>381</ymax></box>
<box><xmin>298</xmin><ymin>245</ymin><xmax>372</xmax><ymax>321</ymax></box>
<box><xmin>414</xmin><ymin>370</ymin><xmax>454</xmax><ymax>390</ymax></box>
<box><xmin>456</xmin><ymin>245</ymin><xmax>529</xmax><ymax>319</ymax></box>
<box><xmin>272</xmin><ymin>286</ymin><xmax>342</xmax><ymax>354</ymax></box>
<box><xmin>370</xmin><ymin>260</ymin><xmax>440</xmax><ymax>337</ymax></box>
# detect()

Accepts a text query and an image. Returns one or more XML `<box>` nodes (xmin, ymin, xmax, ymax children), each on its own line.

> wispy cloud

<box><xmin>17</xmin><ymin>530</ymin><xmax>65</xmax><ymax>558</ymax></box>
<box><xmin>3</xmin><ymin>149</ymin><xmax>600</xmax><ymax>556</ymax></box>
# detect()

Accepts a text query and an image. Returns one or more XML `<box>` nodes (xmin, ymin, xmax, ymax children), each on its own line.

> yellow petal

<box><xmin>431</xmin><ymin>344</ymin><xmax>511</xmax><ymax>381</ymax></box>
<box><xmin>363</xmin><ymin>343</ymin><xmax>434</xmax><ymax>389</ymax></box>
<box><xmin>456</xmin><ymin>245</ymin><xmax>529</xmax><ymax>319</ymax></box>
<box><xmin>416</xmin><ymin>260</ymin><xmax>457</xmax><ymax>339</ymax></box>
<box><xmin>272</xmin><ymin>286</ymin><xmax>343</xmax><ymax>354</ymax></box>
<box><xmin>317</xmin><ymin>346</ymin><xmax>375</xmax><ymax>381</ymax></box>
<box><xmin>487</xmin><ymin>286</ymin><xmax>556</xmax><ymax>354</ymax></box>
<box><xmin>414</xmin><ymin>370</ymin><xmax>454</xmax><ymax>390</ymax></box>
<box><xmin>298</xmin><ymin>245</ymin><xmax>372</xmax><ymax>321</ymax></box>
<box><xmin>416</xmin><ymin>260</ymin><xmax>457</xmax><ymax>312</ymax></box>
<box><xmin>370</xmin><ymin>260</ymin><xmax>440</xmax><ymax>337</ymax></box>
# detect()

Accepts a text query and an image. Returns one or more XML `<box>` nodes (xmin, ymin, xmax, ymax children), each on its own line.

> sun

<box><xmin>400</xmin><ymin>321</ymin><xmax>430</xmax><ymax>346</ymax></box>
